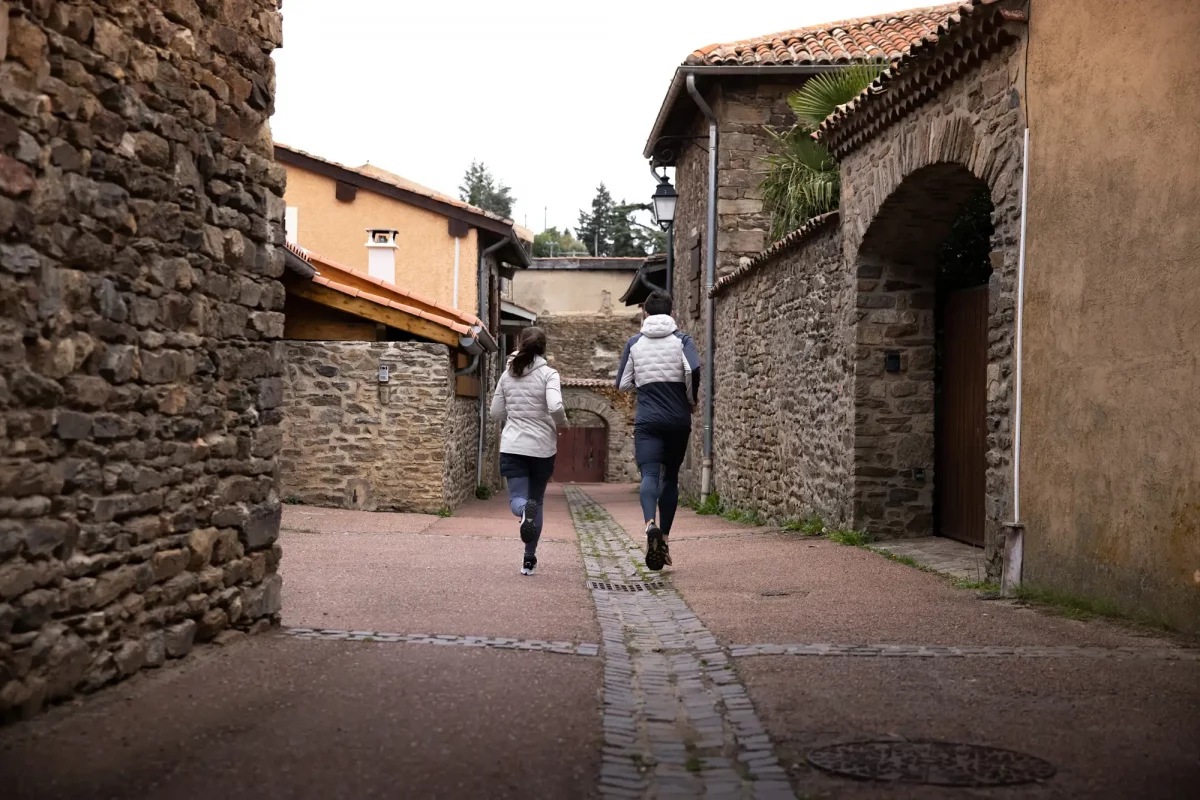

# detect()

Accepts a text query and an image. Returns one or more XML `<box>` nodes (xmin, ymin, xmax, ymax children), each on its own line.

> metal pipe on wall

<box><xmin>477</xmin><ymin>238</ymin><xmax>509</xmax><ymax>489</ymax></box>
<box><xmin>686</xmin><ymin>74</ymin><xmax>719</xmax><ymax>503</ymax></box>
<box><xmin>1003</xmin><ymin>127</ymin><xmax>1032</xmax><ymax>596</ymax></box>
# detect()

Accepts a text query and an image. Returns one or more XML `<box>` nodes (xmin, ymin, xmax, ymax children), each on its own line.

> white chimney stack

<box><xmin>365</xmin><ymin>228</ymin><xmax>399</xmax><ymax>283</ymax></box>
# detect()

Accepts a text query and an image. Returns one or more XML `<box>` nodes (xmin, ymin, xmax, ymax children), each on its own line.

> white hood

<box><xmin>641</xmin><ymin>314</ymin><xmax>678</xmax><ymax>339</ymax></box>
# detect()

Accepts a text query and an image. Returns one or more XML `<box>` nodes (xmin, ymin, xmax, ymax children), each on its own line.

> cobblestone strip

<box><xmin>567</xmin><ymin>487</ymin><xmax>794</xmax><ymax>800</ymax></box>
<box><xmin>281</xmin><ymin>628</ymin><xmax>600</xmax><ymax>657</ymax></box>
<box><xmin>728</xmin><ymin>643</ymin><xmax>1200</xmax><ymax>661</ymax></box>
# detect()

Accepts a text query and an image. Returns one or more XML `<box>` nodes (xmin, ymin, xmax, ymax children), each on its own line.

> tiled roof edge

<box><xmin>815</xmin><ymin>0</ymin><xmax>1023</xmax><ymax>158</ymax></box>
<box><xmin>710</xmin><ymin>212</ymin><xmax>840</xmax><ymax>298</ymax></box>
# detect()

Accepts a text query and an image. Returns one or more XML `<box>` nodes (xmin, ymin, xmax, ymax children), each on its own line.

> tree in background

<box><xmin>576</xmin><ymin>185</ymin><xmax>665</xmax><ymax>257</ymax></box>
<box><xmin>576</xmin><ymin>183</ymin><xmax>617</xmax><ymax>256</ymax></box>
<box><xmin>533</xmin><ymin>227</ymin><xmax>590</xmax><ymax>257</ymax></box>
<box><xmin>459</xmin><ymin>160</ymin><xmax>516</xmax><ymax>219</ymax></box>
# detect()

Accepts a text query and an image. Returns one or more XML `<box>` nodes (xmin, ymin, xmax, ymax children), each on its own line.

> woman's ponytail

<box><xmin>510</xmin><ymin>326</ymin><xmax>547</xmax><ymax>378</ymax></box>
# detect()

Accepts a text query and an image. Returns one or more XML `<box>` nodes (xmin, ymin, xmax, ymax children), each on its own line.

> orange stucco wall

<box><xmin>283</xmin><ymin>165</ymin><xmax>479</xmax><ymax>314</ymax></box>
<box><xmin>1021</xmin><ymin>0</ymin><xmax>1200</xmax><ymax>630</ymax></box>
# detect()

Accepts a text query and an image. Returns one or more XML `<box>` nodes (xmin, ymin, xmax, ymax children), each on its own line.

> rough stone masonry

<box><xmin>0</xmin><ymin>0</ymin><xmax>286</xmax><ymax>721</ymax></box>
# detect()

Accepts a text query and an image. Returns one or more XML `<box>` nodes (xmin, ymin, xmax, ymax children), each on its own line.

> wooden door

<box><xmin>937</xmin><ymin>286</ymin><xmax>988</xmax><ymax>547</ymax></box>
<box><xmin>553</xmin><ymin>427</ymin><xmax>607</xmax><ymax>483</ymax></box>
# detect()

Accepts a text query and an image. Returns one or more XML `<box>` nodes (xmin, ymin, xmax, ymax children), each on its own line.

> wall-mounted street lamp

<box><xmin>650</xmin><ymin>167</ymin><xmax>677</xmax><ymax>296</ymax></box>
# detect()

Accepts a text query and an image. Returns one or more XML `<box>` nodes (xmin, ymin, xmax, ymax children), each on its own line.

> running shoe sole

<box><xmin>645</xmin><ymin>525</ymin><xmax>665</xmax><ymax>571</ymax></box>
<box><xmin>520</xmin><ymin>500</ymin><xmax>539</xmax><ymax>544</ymax></box>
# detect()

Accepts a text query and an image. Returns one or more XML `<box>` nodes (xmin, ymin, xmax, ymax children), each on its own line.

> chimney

<box><xmin>365</xmin><ymin>228</ymin><xmax>399</xmax><ymax>283</ymax></box>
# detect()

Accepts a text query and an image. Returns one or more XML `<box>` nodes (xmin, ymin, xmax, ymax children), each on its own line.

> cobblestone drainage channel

<box><xmin>806</xmin><ymin>741</ymin><xmax>1056</xmax><ymax>787</ymax></box>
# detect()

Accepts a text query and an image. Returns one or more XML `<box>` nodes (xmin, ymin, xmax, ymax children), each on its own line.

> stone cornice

<box><xmin>710</xmin><ymin>212</ymin><xmax>840</xmax><ymax>298</ymax></box>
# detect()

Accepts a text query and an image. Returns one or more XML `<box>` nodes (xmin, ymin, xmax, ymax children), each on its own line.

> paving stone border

<box><xmin>567</xmin><ymin>487</ymin><xmax>795</xmax><ymax>800</ymax></box>
<box><xmin>728</xmin><ymin>642</ymin><xmax>1200</xmax><ymax>661</ymax></box>
<box><xmin>281</xmin><ymin>628</ymin><xmax>600</xmax><ymax>657</ymax></box>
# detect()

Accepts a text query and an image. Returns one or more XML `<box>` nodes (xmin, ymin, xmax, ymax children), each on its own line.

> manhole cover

<box><xmin>587</xmin><ymin>580</ymin><xmax>665</xmax><ymax>592</ymax></box>
<box><xmin>807</xmin><ymin>741</ymin><xmax>1055</xmax><ymax>786</ymax></box>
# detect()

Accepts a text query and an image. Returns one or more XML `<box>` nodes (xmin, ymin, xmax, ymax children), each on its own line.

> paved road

<box><xmin>1</xmin><ymin>484</ymin><xmax>1197</xmax><ymax>799</ymax></box>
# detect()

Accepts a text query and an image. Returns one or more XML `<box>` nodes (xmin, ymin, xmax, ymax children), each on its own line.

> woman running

<box><xmin>489</xmin><ymin>326</ymin><xmax>568</xmax><ymax>575</ymax></box>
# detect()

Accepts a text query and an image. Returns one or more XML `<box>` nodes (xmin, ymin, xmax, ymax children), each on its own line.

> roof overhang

<box><xmin>276</xmin><ymin>145</ymin><xmax>519</xmax><ymax>239</ymax></box>
<box><xmin>620</xmin><ymin>256</ymin><xmax>667</xmax><ymax>306</ymax></box>
<box><xmin>644</xmin><ymin>65</ymin><xmax>842</xmax><ymax>165</ymax></box>
<box><xmin>501</xmin><ymin>300</ymin><xmax>537</xmax><ymax>323</ymax></box>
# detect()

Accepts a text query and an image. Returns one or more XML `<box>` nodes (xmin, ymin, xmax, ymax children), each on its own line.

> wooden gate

<box><xmin>553</xmin><ymin>427</ymin><xmax>607</xmax><ymax>483</ymax></box>
<box><xmin>937</xmin><ymin>286</ymin><xmax>988</xmax><ymax>547</ymax></box>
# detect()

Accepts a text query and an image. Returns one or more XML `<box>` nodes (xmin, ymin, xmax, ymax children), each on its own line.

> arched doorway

<box><xmin>853</xmin><ymin>162</ymin><xmax>1005</xmax><ymax>549</ymax></box>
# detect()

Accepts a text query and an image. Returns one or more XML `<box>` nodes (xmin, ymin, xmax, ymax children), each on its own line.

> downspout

<box><xmin>452</xmin><ymin>236</ymin><xmax>461</xmax><ymax>308</ymax></box>
<box><xmin>1003</xmin><ymin>127</ymin><xmax>1031</xmax><ymax>596</ymax></box>
<box><xmin>476</xmin><ymin>237</ymin><xmax>509</xmax><ymax>488</ymax></box>
<box><xmin>455</xmin><ymin>352</ymin><xmax>480</xmax><ymax>377</ymax></box>
<box><xmin>686</xmin><ymin>74</ymin><xmax>719</xmax><ymax>503</ymax></box>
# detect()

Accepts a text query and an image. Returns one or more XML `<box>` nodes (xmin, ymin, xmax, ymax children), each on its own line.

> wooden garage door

<box><xmin>937</xmin><ymin>285</ymin><xmax>988</xmax><ymax>547</ymax></box>
<box><xmin>553</xmin><ymin>427</ymin><xmax>607</xmax><ymax>483</ymax></box>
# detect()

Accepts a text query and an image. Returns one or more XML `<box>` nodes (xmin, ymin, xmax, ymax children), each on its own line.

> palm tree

<box><xmin>761</xmin><ymin>62</ymin><xmax>886</xmax><ymax>240</ymax></box>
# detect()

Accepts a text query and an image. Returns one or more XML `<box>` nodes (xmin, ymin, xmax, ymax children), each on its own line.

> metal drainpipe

<box><xmin>477</xmin><ymin>237</ymin><xmax>509</xmax><ymax>488</ymax></box>
<box><xmin>686</xmin><ymin>74</ymin><xmax>719</xmax><ymax>503</ymax></box>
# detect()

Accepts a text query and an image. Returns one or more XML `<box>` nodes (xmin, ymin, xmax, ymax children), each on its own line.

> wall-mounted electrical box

<box><xmin>885</xmin><ymin>351</ymin><xmax>901</xmax><ymax>373</ymax></box>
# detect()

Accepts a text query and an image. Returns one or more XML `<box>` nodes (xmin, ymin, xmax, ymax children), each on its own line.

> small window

<box><xmin>284</xmin><ymin>207</ymin><xmax>298</xmax><ymax>244</ymax></box>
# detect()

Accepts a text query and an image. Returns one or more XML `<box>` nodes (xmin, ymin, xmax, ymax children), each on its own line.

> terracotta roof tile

<box><xmin>710</xmin><ymin>212</ymin><xmax>840</xmax><ymax>298</ymax></box>
<box><xmin>292</xmin><ymin>242</ymin><xmax>487</xmax><ymax>330</ymax></box>
<box><xmin>293</xmin><ymin>247</ymin><xmax>475</xmax><ymax>339</ymax></box>
<box><xmin>686</xmin><ymin>3</ymin><xmax>964</xmax><ymax>66</ymax></box>
<box><xmin>816</xmin><ymin>1</ymin><xmax>1020</xmax><ymax>158</ymax></box>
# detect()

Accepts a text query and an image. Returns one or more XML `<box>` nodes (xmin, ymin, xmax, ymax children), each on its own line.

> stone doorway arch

<box><xmin>561</xmin><ymin>388</ymin><xmax>637</xmax><ymax>482</ymax></box>
<box><xmin>841</xmin><ymin>103</ymin><xmax>1024</xmax><ymax>578</ymax></box>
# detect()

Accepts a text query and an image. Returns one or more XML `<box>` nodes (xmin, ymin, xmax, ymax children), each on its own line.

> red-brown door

<box><xmin>937</xmin><ymin>286</ymin><xmax>987</xmax><ymax>546</ymax></box>
<box><xmin>553</xmin><ymin>427</ymin><xmax>607</xmax><ymax>483</ymax></box>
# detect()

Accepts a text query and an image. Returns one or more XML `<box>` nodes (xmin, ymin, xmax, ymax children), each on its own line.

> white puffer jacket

<box><xmin>489</xmin><ymin>354</ymin><xmax>568</xmax><ymax>458</ymax></box>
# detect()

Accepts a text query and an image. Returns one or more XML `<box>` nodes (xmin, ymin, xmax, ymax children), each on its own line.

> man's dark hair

<box><xmin>644</xmin><ymin>290</ymin><xmax>673</xmax><ymax>317</ymax></box>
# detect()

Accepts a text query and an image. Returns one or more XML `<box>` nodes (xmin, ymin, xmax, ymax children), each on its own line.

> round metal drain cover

<box><xmin>807</xmin><ymin>740</ymin><xmax>1055</xmax><ymax>787</ymax></box>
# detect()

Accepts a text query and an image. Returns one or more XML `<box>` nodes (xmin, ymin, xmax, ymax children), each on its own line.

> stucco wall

<box><xmin>710</xmin><ymin>224</ymin><xmax>854</xmax><ymax>525</ymax></box>
<box><xmin>282</xmin><ymin>165</ymin><xmax>479</xmax><ymax>314</ymax></box>
<box><xmin>1021</xmin><ymin>0</ymin><xmax>1200</xmax><ymax>630</ymax></box>
<box><xmin>513</xmin><ymin>270</ymin><xmax>638</xmax><ymax>317</ymax></box>
<box><xmin>281</xmin><ymin>341</ymin><xmax>461</xmax><ymax>513</ymax></box>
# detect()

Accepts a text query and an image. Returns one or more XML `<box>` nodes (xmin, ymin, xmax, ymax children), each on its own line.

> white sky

<box><xmin>272</xmin><ymin>0</ymin><xmax>917</xmax><ymax>234</ymax></box>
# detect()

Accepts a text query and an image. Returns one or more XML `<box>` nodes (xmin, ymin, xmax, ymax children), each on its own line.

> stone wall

<box><xmin>442</xmin><ymin>394</ymin><xmax>479</xmax><ymax>510</ymax></box>
<box><xmin>281</xmin><ymin>341</ymin><xmax>468</xmax><ymax>513</ymax></box>
<box><xmin>710</xmin><ymin>222</ymin><xmax>854</xmax><ymax>525</ymax></box>
<box><xmin>840</xmin><ymin>42</ymin><xmax>1024</xmax><ymax>572</ymax></box>
<box><xmin>0</xmin><ymin>0</ymin><xmax>286</xmax><ymax>721</ymax></box>
<box><xmin>670</xmin><ymin>81</ymin><xmax>798</xmax><ymax>498</ymax></box>
<box><xmin>537</xmin><ymin>314</ymin><xmax>640</xmax><ymax>382</ymax></box>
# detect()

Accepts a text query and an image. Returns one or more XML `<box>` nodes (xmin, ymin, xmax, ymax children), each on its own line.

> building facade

<box><xmin>643</xmin><ymin>0</ymin><xmax>1200</xmax><ymax>631</ymax></box>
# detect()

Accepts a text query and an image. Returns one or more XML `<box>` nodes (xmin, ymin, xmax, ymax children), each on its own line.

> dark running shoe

<box><xmin>645</xmin><ymin>522</ymin><xmax>665</xmax><ymax>571</ymax></box>
<box><xmin>520</xmin><ymin>500</ymin><xmax>539</xmax><ymax>544</ymax></box>
<box><xmin>662</xmin><ymin>538</ymin><xmax>672</xmax><ymax>567</ymax></box>
<box><xmin>521</xmin><ymin>555</ymin><xmax>537</xmax><ymax>576</ymax></box>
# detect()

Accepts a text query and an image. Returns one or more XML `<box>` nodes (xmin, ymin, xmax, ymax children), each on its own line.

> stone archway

<box><xmin>838</xmin><ymin>48</ymin><xmax>1025</xmax><ymax>578</ymax></box>
<box><xmin>561</xmin><ymin>388</ymin><xmax>637</xmax><ymax>482</ymax></box>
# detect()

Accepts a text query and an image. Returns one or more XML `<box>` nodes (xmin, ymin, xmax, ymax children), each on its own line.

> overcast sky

<box><xmin>273</xmin><ymin>0</ymin><xmax>917</xmax><ymax>234</ymax></box>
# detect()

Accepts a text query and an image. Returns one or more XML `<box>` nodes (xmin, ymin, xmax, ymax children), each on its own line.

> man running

<box><xmin>616</xmin><ymin>290</ymin><xmax>700</xmax><ymax>570</ymax></box>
